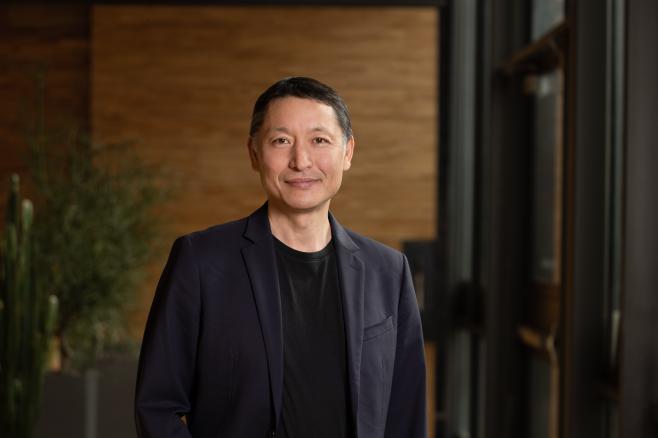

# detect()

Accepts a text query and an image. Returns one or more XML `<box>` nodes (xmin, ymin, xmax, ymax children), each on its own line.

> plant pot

<box><xmin>35</xmin><ymin>355</ymin><xmax>138</xmax><ymax>438</ymax></box>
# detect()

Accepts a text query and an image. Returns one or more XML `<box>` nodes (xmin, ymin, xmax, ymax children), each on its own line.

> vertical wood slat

<box><xmin>0</xmin><ymin>6</ymin><xmax>90</xmax><ymax>217</ymax></box>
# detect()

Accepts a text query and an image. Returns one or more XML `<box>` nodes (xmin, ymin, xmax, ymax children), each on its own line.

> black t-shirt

<box><xmin>274</xmin><ymin>237</ymin><xmax>353</xmax><ymax>438</ymax></box>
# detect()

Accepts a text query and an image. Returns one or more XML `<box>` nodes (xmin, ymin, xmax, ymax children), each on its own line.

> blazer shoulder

<box><xmin>188</xmin><ymin>216</ymin><xmax>247</xmax><ymax>240</ymax></box>
<box><xmin>174</xmin><ymin>216</ymin><xmax>249</xmax><ymax>260</ymax></box>
<box><xmin>344</xmin><ymin>228</ymin><xmax>405</xmax><ymax>270</ymax></box>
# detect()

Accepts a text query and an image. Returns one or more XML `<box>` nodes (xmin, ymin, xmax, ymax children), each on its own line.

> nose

<box><xmin>289</xmin><ymin>142</ymin><xmax>312</xmax><ymax>170</ymax></box>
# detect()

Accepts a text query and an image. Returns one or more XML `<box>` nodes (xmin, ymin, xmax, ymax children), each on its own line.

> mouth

<box><xmin>284</xmin><ymin>178</ymin><xmax>320</xmax><ymax>189</ymax></box>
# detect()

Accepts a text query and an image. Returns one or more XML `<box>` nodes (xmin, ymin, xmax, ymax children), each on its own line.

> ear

<box><xmin>247</xmin><ymin>137</ymin><xmax>259</xmax><ymax>171</ymax></box>
<box><xmin>342</xmin><ymin>136</ymin><xmax>355</xmax><ymax>171</ymax></box>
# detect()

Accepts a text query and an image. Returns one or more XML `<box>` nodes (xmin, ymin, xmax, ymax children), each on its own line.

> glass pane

<box><xmin>532</xmin><ymin>0</ymin><xmax>566</xmax><ymax>40</ymax></box>
<box><xmin>531</xmin><ymin>70</ymin><xmax>564</xmax><ymax>284</ymax></box>
<box><xmin>605</xmin><ymin>401</ymin><xmax>619</xmax><ymax>438</ymax></box>
<box><xmin>604</xmin><ymin>0</ymin><xmax>625</xmax><ymax>375</ymax></box>
<box><xmin>602</xmin><ymin>0</ymin><xmax>624</xmax><ymax>435</ymax></box>
<box><xmin>528</xmin><ymin>356</ymin><xmax>551</xmax><ymax>438</ymax></box>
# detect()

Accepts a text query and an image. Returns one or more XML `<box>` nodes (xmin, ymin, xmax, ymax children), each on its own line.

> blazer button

<box><xmin>270</xmin><ymin>430</ymin><xmax>276</xmax><ymax>437</ymax></box>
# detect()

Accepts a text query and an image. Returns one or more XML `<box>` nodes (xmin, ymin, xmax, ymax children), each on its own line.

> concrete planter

<box><xmin>35</xmin><ymin>356</ymin><xmax>138</xmax><ymax>438</ymax></box>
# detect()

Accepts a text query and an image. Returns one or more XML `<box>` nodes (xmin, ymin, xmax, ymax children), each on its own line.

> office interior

<box><xmin>0</xmin><ymin>1</ymin><xmax>656</xmax><ymax>437</ymax></box>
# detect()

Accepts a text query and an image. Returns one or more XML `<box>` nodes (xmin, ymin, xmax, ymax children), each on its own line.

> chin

<box><xmin>277</xmin><ymin>195</ymin><xmax>331</xmax><ymax>213</ymax></box>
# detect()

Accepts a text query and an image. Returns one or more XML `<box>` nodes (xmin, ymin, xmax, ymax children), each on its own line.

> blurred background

<box><xmin>0</xmin><ymin>1</ymin><xmax>656</xmax><ymax>438</ymax></box>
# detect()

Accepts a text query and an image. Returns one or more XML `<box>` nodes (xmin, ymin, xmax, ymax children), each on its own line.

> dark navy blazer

<box><xmin>135</xmin><ymin>203</ymin><xmax>427</xmax><ymax>438</ymax></box>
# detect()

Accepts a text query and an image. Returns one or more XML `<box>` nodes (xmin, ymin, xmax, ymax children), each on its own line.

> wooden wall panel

<box><xmin>0</xmin><ymin>5</ymin><xmax>89</xmax><ymax>217</ymax></box>
<box><xmin>91</xmin><ymin>5</ymin><xmax>437</xmax><ymax>334</ymax></box>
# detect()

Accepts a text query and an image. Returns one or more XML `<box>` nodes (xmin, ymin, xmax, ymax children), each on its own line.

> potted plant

<box><xmin>21</xmin><ymin>77</ymin><xmax>171</xmax><ymax>437</ymax></box>
<box><xmin>28</xmin><ymin>128</ymin><xmax>169</xmax><ymax>373</ymax></box>
<box><xmin>0</xmin><ymin>174</ymin><xmax>59</xmax><ymax>438</ymax></box>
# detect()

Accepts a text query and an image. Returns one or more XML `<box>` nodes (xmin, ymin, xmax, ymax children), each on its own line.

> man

<box><xmin>135</xmin><ymin>77</ymin><xmax>427</xmax><ymax>438</ymax></box>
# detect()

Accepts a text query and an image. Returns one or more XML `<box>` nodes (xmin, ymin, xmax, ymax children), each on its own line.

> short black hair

<box><xmin>249</xmin><ymin>77</ymin><xmax>352</xmax><ymax>141</ymax></box>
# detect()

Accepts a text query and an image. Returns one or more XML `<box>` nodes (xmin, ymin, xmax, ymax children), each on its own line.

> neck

<box><xmin>267</xmin><ymin>201</ymin><xmax>332</xmax><ymax>252</ymax></box>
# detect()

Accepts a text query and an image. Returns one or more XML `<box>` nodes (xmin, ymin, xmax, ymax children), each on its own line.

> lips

<box><xmin>285</xmin><ymin>178</ymin><xmax>319</xmax><ymax>188</ymax></box>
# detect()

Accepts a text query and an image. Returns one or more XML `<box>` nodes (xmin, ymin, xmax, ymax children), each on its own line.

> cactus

<box><xmin>0</xmin><ymin>174</ymin><xmax>58</xmax><ymax>438</ymax></box>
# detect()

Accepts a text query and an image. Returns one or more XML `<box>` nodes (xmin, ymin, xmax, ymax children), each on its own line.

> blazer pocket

<box><xmin>363</xmin><ymin>315</ymin><xmax>394</xmax><ymax>341</ymax></box>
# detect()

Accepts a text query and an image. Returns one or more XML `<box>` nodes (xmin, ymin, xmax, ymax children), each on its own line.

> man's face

<box><xmin>248</xmin><ymin>96</ymin><xmax>354</xmax><ymax>214</ymax></box>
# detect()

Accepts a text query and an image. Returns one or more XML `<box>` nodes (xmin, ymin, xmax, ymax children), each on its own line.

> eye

<box><xmin>272</xmin><ymin>137</ymin><xmax>291</xmax><ymax>145</ymax></box>
<box><xmin>312</xmin><ymin>137</ymin><xmax>330</xmax><ymax>145</ymax></box>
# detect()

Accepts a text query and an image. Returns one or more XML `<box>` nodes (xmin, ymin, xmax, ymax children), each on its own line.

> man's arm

<box><xmin>135</xmin><ymin>235</ymin><xmax>200</xmax><ymax>438</ymax></box>
<box><xmin>384</xmin><ymin>254</ymin><xmax>428</xmax><ymax>438</ymax></box>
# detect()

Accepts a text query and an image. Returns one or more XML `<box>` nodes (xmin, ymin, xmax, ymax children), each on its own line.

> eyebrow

<box><xmin>311</xmin><ymin>126</ymin><xmax>332</xmax><ymax>135</ymax></box>
<box><xmin>270</xmin><ymin>126</ymin><xmax>333</xmax><ymax>135</ymax></box>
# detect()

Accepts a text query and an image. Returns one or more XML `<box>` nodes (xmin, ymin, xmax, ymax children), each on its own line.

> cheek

<box><xmin>259</xmin><ymin>153</ymin><xmax>287</xmax><ymax>178</ymax></box>
<box><xmin>263</xmin><ymin>167</ymin><xmax>282</xmax><ymax>186</ymax></box>
<box><xmin>320</xmin><ymin>155</ymin><xmax>346</xmax><ymax>179</ymax></box>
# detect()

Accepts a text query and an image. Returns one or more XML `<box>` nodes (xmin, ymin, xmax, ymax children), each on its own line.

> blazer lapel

<box><xmin>330</xmin><ymin>212</ymin><xmax>365</xmax><ymax>422</ymax></box>
<box><xmin>241</xmin><ymin>203</ymin><xmax>284</xmax><ymax>431</ymax></box>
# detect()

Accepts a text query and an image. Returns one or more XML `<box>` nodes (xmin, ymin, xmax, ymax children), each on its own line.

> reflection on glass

<box><xmin>528</xmin><ymin>356</ymin><xmax>550</xmax><ymax>438</ymax></box>
<box><xmin>532</xmin><ymin>0</ymin><xmax>565</xmax><ymax>40</ymax></box>
<box><xmin>603</xmin><ymin>0</ymin><xmax>624</xmax><ymax>437</ymax></box>
<box><xmin>606</xmin><ymin>400</ymin><xmax>619</xmax><ymax>438</ymax></box>
<box><xmin>604</xmin><ymin>0</ymin><xmax>624</xmax><ymax>377</ymax></box>
<box><xmin>531</xmin><ymin>70</ymin><xmax>564</xmax><ymax>284</ymax></box>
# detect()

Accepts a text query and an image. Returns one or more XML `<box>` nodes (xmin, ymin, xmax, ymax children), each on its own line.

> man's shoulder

<box><xmin>188</xmin><ymin>216</ymin><xmax>248</xmax><ymax>241</ymax></box>
<box><xmin>342</xmin><ymin>227</ymin><xmax>405</xmax><ymax>269</ymax></box>
<box><xmin>174</xmin><ymin>215</ymin><xmax>249</xmax><ymax>258</ymax></box>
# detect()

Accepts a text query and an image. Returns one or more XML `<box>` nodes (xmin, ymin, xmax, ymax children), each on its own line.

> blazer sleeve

<box><xmin>135</xmin><ymin>235</ymin><xmax>200</xmax><ymax>438</ymax></box>
<box><xmin>384</xmin><ymin>254</ymin><xmax>428</xmax><ymax>438</ymax></box>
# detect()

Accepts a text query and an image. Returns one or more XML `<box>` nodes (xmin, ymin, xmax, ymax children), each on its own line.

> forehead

<box><xmin>262</xmin><ymin>97</ymin><xmax>341</xmax><ymax>131</ymax></box>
